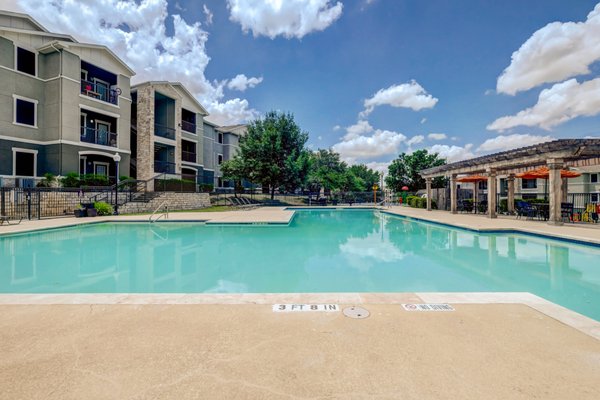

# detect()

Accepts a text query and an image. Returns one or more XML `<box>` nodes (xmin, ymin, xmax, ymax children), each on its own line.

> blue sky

<box><xmin>7</xmin><ymin>0</ymin><xmax>600</xmax><ymax>171</ymax></box>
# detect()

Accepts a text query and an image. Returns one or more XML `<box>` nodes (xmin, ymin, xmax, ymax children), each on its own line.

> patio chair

<box><xmin>560</xmin><ymin>202</ymin><xmax>574</xmax><ymax>223</ymax></box>
<box><xmin>582</xmin><ymin>203</ymin><xmax>598</xmax><ymax>223</ymax></box>
<box><xmin>458</xmin><ymin>200</ymin><xmax>473</xmax><ymax>213</ymax></box>
<box><xmin>516</xmin><ymin>201</ymin><xmax>536</xmax><ymax>220</ymax></box>
<box><xmin>478</xmin><ymin>200</ymin><xmax>488</xmax><ymax>214</ymax></box>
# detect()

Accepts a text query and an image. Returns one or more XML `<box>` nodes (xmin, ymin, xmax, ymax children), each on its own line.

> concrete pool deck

<box><xmin>1</xmin><ymin>206</ymin><xmax>600</xmax><ymax>398</ymax></box>
<box><xmin>1</xmin><ymin>301</ymin><xmax>599</xmax><ymax>399</ymax></box>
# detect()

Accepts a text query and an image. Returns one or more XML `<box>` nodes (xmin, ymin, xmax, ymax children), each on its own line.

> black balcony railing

<box><xmin>182</xmin><ymin>151</ymin><xmax>197</xmax><ymax>163</ymax></box>
<box><xmin>81</xmin><ymin>126</ymin><xmax>117</xmax><ymax>147</ymax></box>
<box><xmin>81</xmin><ymin>80</ymin><xmax>119</xmax><ymax>105</ymax></box>
<box><xmin>154</xmin><ymin>160</ymin><xmax>176</xmax><ymax>174</ymax></box>
<box><xmin>181</xmin><ymin>120</ymin><xmax>196</xmax><ymax>133</ymax></box>
<box><xmin>154</xmin><ymin>123</ymin><xmax>176</xmax><ymax>140</ymax></box>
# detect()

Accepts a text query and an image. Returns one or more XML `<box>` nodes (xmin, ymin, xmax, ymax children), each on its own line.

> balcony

<box><xmin>182</xmin><ymin>150</ymin><xmax>197</xmax><ymax>163</ymax></box>
<box><xmin>81</xmin><ymin>80</ymin><xmax>119</xmax><ymax>105</ymax></box>
<box><xmin>154</xmin><ymin>123</ymin><xmax>176</xmax><ymax>140</ymax></box>
<box><xmin>154</xmin><ymin>160</ymin><xmax>176</xmax><ymax>174</ymax></box>
<box><xmin>80</xmin><ymin>126</ymin><xmax>117</xmax><ymax>147</ymax></box>
<box><xmin>181</xmin><ymin>120</ymin><xmax>196</xmax><ymax>133</ymax></box>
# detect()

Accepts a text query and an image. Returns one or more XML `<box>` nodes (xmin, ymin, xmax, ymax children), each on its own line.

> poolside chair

<box><xmin>516</xmin><ymin>201</ymin><xmax>536</xmax><ymax>220</ymax></box>
<box><xmin>581</xmin><ymin>203</ymin><xmax>598</xmax><ymax>223</ymax></box>
<box><xmin>560</xmin><ymin>202</ymin><xmax>574</xmax><ymax>223</ymax></box>
<box><xmin>0</xmin><ymin>216</ymin><xmax>22</xmax><ymax>225</ymax></box>
<box><xmin>478</xmin><ymin>200</ymin><xmax>488</xmax><ymax>214</ymax></box>
<box><xmin>458</xmin><ymin>200</ymin><xmax>473</xmax><ymax>213</ymax></box>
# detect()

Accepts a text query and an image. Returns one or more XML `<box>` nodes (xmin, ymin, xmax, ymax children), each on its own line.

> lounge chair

<box><xmin>0</xmin><ymin>216</ymin><xmax>23</xmax><ymax>225</ymax></box>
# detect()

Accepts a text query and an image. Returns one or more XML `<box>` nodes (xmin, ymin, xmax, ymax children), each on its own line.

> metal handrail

<box><xmin>149</xmin><ymin>200</ymin><xmax>169</xmax><ymax>223</ymax></box>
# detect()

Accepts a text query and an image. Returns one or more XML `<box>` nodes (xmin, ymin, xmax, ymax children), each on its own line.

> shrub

<box><xmin>81</xmin><ymin>174</ymin><xmax>110</xmax><ymax>187</ymax></box>
<box><xmin>200</xmin><ymin>183</ymin><xmax>214</xmax><ymax>193</ymax></box>
<box><xmin>37</xmin><ymin>173</ymin><xmax>56</xmax><ymax>187</ymax></box>
<box><xmin>93</xmin><ymin>201</ymin><xmax>113</xmax><ymax>216</ymax></box>
<box><xmin>61</xmin><ymin>172</ymin><xmax>80</xmax><ymax>188</ymax></box>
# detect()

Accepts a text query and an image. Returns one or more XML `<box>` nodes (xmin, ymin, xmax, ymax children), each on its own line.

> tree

<box><xmin>221</xmin><ymin>111</ymin><xmax>309</xmax><ymax>199</ymax></box>
<box><xmin>307</xmin><ymin>149</ymin><xmax>347</xmax><ymax>192</ymax></box>
<box><xmin>385</xmin><ymin>149</ymin><xmax>446</xmax><ymax>192</ymax></box>
<box><xmin>348</xmin><ymin>164</ymin><xmax>380</xmax><ymax>191</ymax></box>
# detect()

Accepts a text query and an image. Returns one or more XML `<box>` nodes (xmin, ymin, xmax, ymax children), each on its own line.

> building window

<box><xmin>591</xmin><ymin>173</ymin><xmax>598</xmax><ymax>183</ymax></box>
<box><xmin>591</xmin><ymin>193</ymin><xmax>599</xmax><ymax>202</ymax></box>
<box><xmin>13</xmin><ymin>95</ymin><xmax>38</xmax><ymax>127</ymax></box>
<box><xmin>13</xmin><ymin>148</ymin><xmax>37</xmax><ymax>177</ymax></box>
<box><xmin>217</xmin><ymin>177</ymin><xmax>223</xmax><ymax>187</ymax></box>
<box><xmin>218</xmin><ymin>154</ymin><xmax>223</xmax><ymax>165</ymax></box>
<box><xmin>218</xmin><ymin>133</ymin><xmax>223</xmax><ymax>144</ymax></box>
<box><xmin>478</xmin><ymin>181</ymin><xmax>488</xmax><ymax>190</ymax></box>
<box><xmin>16</xmin><ymin>47</ymin><xmax>36</xmax><ymax>76</ymax></box>
<box><xmin>521</xmin><ymin>178</ymin><xmax>537</xmax><ymax>189</ymax></box>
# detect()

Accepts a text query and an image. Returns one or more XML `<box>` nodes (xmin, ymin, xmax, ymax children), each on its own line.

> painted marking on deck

<box><xmin>273</xmin><ymin>304</ymin><xmax>339</xmax><ymax>312</ymax></box>
<box><xmin>402</xmin><ymin>303</ymin><xmax>455</xmax><ymax>312</ymax></box>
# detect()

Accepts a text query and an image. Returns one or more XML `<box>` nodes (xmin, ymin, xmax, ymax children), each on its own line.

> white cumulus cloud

<box><xmin>477</xmin><ymin>134</ymin><xmax>554</xmax><ymax>153</ymax></box>
<box><xmin>343</xmin><ymin>120</ymin><xmax>373</xmax><ymax>140</ymax></box>
<box><xmin>427</xmin><ymin>133</ymin><xmax>447</xmax><ymax>141</ymax></box>
<box><xmin>428</xmin><ymin>144</ymin><xmax>475</xmax><ymax>163</ymax></box>
<box><xmin>406</xmin><ymin>135</ymin><xmax>424</xmax><ymax>146</ymax></box>
<box><xmin>488</xmin><ymin>78</ymin><xmax>600</xmax><ymax>131</ymax></box>
<box><xmin>497</xmin><ymin>3</ymin><xmax>600</xmax><ymax>95</ymax></box>
<box><xmin>227</xmin><ymin>74</ymin><xmax>264</xmax><ymax>91</ymax></box>
<box><xmin>361</xmin><ymin>80</ymin><xmax>438</xmax><ymax>117</ymax></box>
<box><xmin>226</xmin><ymin>0</ymin><xmax>343</xmax><ymax>39</ymax></box>
<box><xmin>17</xmin><ymin>0</ymin><xmax>260</xmax><ymax>125</ymax></box>
<box><xmin>333</xmin><ymin>129</ymin><xmax>407</xmax><ymax>162</ymax></box>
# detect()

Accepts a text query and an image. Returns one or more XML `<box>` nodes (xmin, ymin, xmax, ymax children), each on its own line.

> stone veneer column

<box><xmin>450</xmin><ymin>174</ymin><xmax>458</xmax><ymax>214</ymax></box>
<box><xmin>507</xmin><ymin>174</ymin><xmax>515</xmax><ymax>214</ymax></box>
<box><xmin>426</xmin><ymin>177</ymin><xmax>432</xmax><ymax>211</ymax></box>
<box><xmin>547</xmin><ymin>158</ymin><xmax>564</xmax><ymax>226</ymax></box>
<box><xmin>175</xmin><ymin>98</ymin><xmax>182</xmax><ymax>175</ymax></box>
<box><xmin>136</xmin><ymin>85</ymin><xmax>155</xmax><ymax>191</ymax></box>
<box><xmin>487</xmin><ymin>168</ymin><xmax>497</xmax><ymax>219</ymax></box>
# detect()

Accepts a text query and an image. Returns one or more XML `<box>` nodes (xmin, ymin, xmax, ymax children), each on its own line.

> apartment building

<box><xmin>0</xmin><ymin>10</ymin><xmax>134</xmax><ymax>186</ymax></box>
<box><xmin>130</xmin><ymin>81</ymin><xmax>209</xmax><ymax>188</ymax></box>
<box><xmin>202</xmin><ymin>121</ymin><xmax>246</xmax><ymax>188</ymax></box>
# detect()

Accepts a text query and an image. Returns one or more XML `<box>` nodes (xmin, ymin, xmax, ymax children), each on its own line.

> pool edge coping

<box><xmin>0</xmin><ymin>292</ymin><xmax>598</xmax><ymax>341</ymax></box>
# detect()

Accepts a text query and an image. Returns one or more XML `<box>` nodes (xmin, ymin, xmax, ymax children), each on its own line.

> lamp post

<box><xmin>113</xmin><ymin>152</ymin><xmax>121</xmax><ymax>215</ymax></box>
<box><xmin>372</xmin><ymin>183</ymin><xmax>379</xmax><ymax>204</ymax></box>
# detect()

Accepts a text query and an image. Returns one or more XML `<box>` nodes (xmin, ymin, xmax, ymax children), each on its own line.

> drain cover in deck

<box><xmin>343</xmin><ymin>306</ymin><xmax>370</xmax><ymax>319</ymax></box>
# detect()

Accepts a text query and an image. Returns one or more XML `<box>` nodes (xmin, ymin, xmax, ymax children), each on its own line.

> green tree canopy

<box><xmin>385</xmin><ymin>149</ymin><xmax>446</xmax><ymax>192</ymax></box>
<box><xmin>221</xmin><ymin>111</ymin><xmax>309</xmax><ymax>199</ymax></box>
<box><xmin>307</xmin><ymin>150</ymin><xmax>380</xmax><ymax>193</ymax></box>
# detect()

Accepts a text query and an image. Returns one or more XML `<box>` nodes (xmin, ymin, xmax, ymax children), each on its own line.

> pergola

<box><xmin>420</xmin><ymin>139</ymin><xmax>600</xmax><ymax>225</ymax></box>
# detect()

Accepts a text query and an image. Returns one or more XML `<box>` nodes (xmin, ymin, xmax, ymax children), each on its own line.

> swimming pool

<box><xmin>1</xmin><ymin>209</ymin><xmax>599</xmax><ymax>320</ymax></box>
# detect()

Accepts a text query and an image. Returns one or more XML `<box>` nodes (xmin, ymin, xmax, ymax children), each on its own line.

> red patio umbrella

<box><xmin>516</xmin><ymin>166</ymin><xmax>581</xmax><ymax>179</ymax></box>
<box><xmin>516</xmin><ymin>167</ymin><xmax>580</xmax><ymax>200</ymax></box>
<box><xmin>456</xmin><ymin>175</ymin><xmax>488</xmax><ymax>183</ymax></box>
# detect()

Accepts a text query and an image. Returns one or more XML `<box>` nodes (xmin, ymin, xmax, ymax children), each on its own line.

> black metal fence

<box><xmin>0</xmin><ymin>187</ymin><xmax>116</xmax><ymax>220</ymax></box>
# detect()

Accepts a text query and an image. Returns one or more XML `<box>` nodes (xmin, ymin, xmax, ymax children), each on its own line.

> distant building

<box><xmin>0</xmin><ymin>10</ymin><xmax>134</xmax><ymax>187</ymax></box>
<box><xmin>202</xmin><ymin>122</ymin><xmax>246</xmax><ymax>188</ymax></box>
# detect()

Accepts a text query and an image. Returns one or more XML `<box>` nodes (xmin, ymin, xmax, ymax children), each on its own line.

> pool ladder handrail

<box><xmin>149</xmin><ymin>201</ymin><xmax>169</xmax><ymax>223</ymax></box>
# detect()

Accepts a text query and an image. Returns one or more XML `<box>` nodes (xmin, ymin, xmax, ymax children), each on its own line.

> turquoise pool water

<box><xmin>1</xmin><ymin>209</ymin><xmax>599</xmax><ymax>320</ymax></box>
